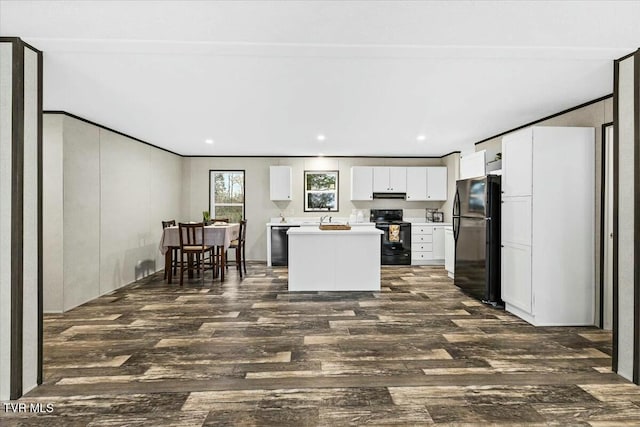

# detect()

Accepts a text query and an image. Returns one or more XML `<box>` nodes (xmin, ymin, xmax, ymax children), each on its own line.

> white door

<box><xmin>603</xmin><ymin>125</ymin><xmax>614</xmax><ymax>330</ymax></box>
<box><xmin>372</xmin><ymin>167</ymin><xmax>390</xmax><ymax>192</ymax></box>
<box><xmin>270</xmin><ymin>166</ymin><xmax>292</xmax><ymax>201</ymax></box>
<box><xmin>389</xmin><ymin>167</ymin><xmax>407</xmax><ymax>192</ymax></box>
<box><xmin>350</xmin><ymin>167</ymin><xmax>373</xmax><ymax>200</ymax></box>
<box><xmin>432</xmin><ymin>226</ymin><xmax>445</xmax><ymax>259</ymax></box>
<box><xmin>406</xmin><ymin>167</ymin><xmax>427</xmax><ymax>201</ymax></box>
<box><xmin>502</xmin><ymin>128</ymin><xmax>533</xmax><ymax>197</ymax></box>
<box><xmin>501</xmin><ymin>242</ymin><xmax>532</xmax><ymax>313</ymax></box>
<box><xmin>426</xmin><ymin>167</ymin><xmax>447</xmax><ymax>201</ymax></box>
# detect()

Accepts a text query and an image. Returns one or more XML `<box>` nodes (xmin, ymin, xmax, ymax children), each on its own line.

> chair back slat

<box><xmin>178</xmin><ymin>222</ymin><xmax>205</xmax><ymax>249</ymax></box>
<box><xmin>240</xmin><ymin>219</ymin><xmax>247</xmax><ymax>243</ymax></box>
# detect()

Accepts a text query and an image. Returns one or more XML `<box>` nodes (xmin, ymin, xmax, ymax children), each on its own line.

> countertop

<box><xmin>410</xmin><ymin>222</ymin><xmax>452</xmax><ymax>226</ymax></box>
<box><xmin>287</xmin><ymin>227</ymin><xmax>383</xmax><ymax>235</ymax></box>
<box><xmin>267</xmin><ymin>221</ymin><xmax>375</xmax><ymax>227</ymax></box>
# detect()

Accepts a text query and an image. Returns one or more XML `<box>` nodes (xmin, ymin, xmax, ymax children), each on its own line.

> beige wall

<box><xmin>0</xmin><ymin>42</ymin><xmax>11</xmax><ymax>401</ymax></box>
<box><xmin>44</xmin><ymin>112</ymin><xmax>458</xmax><ymax>308</ymax></box>
<box><xmin>616</xmin><ymin>57</ymin><xmax>635</xmax><ymax>381</ymax></box>
<box><xmin>0</xmin><ymin>40</ymin><xmax>41</xmax><ymax>400</ymax></box>
<box><xmin>43</xmin><ymin>114</ymin><xmax>183</xmax><ymax>312</ymax></box>
<box><xmin>182</xmin><ymin>156</ymin><xmax>452</xmax><ymax>261</ymax></box>
<box><xmin>440</xmin><ymin>152</ymin><xmax>461</xmax><ymax>223</ymax></box>
<box><xmin>476</xmin><ymin>97</ymin><xmax>612</xmax><ymax>327</ymax></box>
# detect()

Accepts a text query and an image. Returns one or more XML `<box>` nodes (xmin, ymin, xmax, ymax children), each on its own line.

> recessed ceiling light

<box><xmin>318</xmin><ymin>153</ymin><xmax>325</xmax><ymax>157</ymax></box>
<box><xmin>205</xmin><ymin>139</ymin><xmax>214</xmax><ymax>144</ymax></box>
<box><xmin>316</xmin><ymin>134</ymin><xmax>326</xmax><ymax>142</ymax></box>
<box><xmin>416</xmin><ymin>134</ymin><xmax>426</xmax><ymax>142</ymax></box>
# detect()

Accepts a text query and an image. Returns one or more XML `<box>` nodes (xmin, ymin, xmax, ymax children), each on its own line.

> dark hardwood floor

<box><xmin>3</xmin><ymin>264</ymin><xmax>639</xmax><ymax>426</ymax></box>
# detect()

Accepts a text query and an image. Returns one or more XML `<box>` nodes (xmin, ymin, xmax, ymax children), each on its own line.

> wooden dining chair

<box><xmin>226</xmin><ymin>219</ymin><xmax>247</xmax><ymax>277</ymax></box>
<box><xmin>178</xmin><ymin>222</ymin><xmax>215</xmax><ymax>286</ymax></box>
<box><xmin>162</xmin><ymin>220</ymin><xmax>179</xmax><ymax>279</ymax></box>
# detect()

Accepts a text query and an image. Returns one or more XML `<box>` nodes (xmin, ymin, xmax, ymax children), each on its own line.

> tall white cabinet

<box><xmin>501</xmin><ymin>127</ymin><xmax>595</xmax><ymax>326</ymax></box>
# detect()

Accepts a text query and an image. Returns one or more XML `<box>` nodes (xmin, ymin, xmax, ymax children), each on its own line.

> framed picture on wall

<box><xmin>304</xmin><ymin>171</ymin><xmax>339</xmax><ymax>212</ymax></box>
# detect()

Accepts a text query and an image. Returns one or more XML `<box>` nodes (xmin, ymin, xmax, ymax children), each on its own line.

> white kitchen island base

<box><xmin>287</xmin><ymin>227</ymin><xmax>383</xmax><ymax>291</ymax></box>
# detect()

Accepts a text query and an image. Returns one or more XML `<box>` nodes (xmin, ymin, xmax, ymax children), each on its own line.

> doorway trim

<box><xmin>600</xmin><ymin>122</ymin><xmax>614</xmax><ymax>329</ymax></box>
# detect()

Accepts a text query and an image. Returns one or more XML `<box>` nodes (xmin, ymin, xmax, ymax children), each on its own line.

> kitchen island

<box><xmin>287</xmin><ymin>226</ymin><xmax>383</xmax><ymax>291</ymax></box>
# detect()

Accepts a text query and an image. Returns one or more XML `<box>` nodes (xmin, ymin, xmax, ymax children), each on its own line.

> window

<box><xmin>209</xmin><ymin>170</ymin><xmax>245</xmax><ymax>222</ymax></box>
<box><xmin>304</xmin><ymin>170</ymin><xmax>339</xmax><ymax>212</ymax></box>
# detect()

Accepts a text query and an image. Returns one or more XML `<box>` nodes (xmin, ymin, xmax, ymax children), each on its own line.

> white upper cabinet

<box><xmin>405</xmin><ymin>167</ymin><xmax>447</xmax><ymax>201</ymax></box>
<box><xmin>405</xmin><ymin>167</ymin><xmax>427</xmax><ymax>201</ymax></box>
<box><xmin>269</xmin><ymin>166</ymin><xmax>292</xmax><ymax>201</ymax></box>
<box><xmin>389</xmin><ymin>167</ymin><xmax>407</xmax><ymax>192</ymax></box>
<box><xmin>502</xmin><ymin>128</ymin><xmax>533</xmax><ymax>197</ymax></box>
<box><xmin>426</xmin><ymin>167</ymin><xmax>447</xmax><ymax>201</ymax></box>
<box><xmin>373</xmin><ymin>167</ymin><xmax>406</xmax><ymax>193</ymax></box>
<box><xmin>350</xmin><ymin>167</ymin><xmax>373</xmax><ymax>200</ymax></box>
<box><xmin>460</xmin><ymin>150</ymin><xmax>486</xmax><ymax>180</ymax></box>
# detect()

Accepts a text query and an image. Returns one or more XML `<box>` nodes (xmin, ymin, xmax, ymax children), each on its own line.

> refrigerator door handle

<box><xmin>452</xmin><ymin>189</ymin><xmax>460</xmax><ymax>218</ymax></box>
<box><xmin>453</xmin><ymin>217</ymin><xmax>460</xmax><ymax>241</ymax></box>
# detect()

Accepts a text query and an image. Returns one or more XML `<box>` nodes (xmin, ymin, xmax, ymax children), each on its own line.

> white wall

<box><xmin>42</xmin><ymin>114</ymin><xmax>183</xmax><ymax>312</ymax></box>
<box><xmin>42</xmin><ymin>115</ymin><xmax>64</xmax><ymax>311</ymax></box>
<box><xmin>62</xmin><ymin>117</ymin><xmax>101</xmax><ymax>310</ymax></box>
<box><xmin>182</xmin><ymin>156</ymin><xmax>450</xmax><ymax>262</ymax></box>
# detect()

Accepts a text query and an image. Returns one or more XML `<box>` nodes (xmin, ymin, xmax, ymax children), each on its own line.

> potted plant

<box><xmin>202</xmin><ymin>211</ymin><xmax>211</xmax><ymax>223</ymax></box>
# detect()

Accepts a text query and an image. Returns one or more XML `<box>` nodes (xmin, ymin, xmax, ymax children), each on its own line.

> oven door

<box><xmin>376</xmin><ymin>223</ymin><xmax>411</xmax><ymax>265</ymax></box>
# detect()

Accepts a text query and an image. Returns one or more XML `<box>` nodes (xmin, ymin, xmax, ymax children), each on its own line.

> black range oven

<box><xmin>370</xmin><ymin>209</ymin><xmax>411</xmax><ymax>265</ymax></box>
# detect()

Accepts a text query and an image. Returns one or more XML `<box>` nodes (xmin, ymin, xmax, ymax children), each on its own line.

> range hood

<box><xmin>373</xmin><ymin>192</ymin><xmax>406</xmax><ymax>200</ymax></box>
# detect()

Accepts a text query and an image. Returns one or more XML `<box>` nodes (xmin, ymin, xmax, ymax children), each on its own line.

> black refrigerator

<box><xmin>452</xmin><ymin>175</ymin><xmax>502</xmax><ymax>306</ymax></box>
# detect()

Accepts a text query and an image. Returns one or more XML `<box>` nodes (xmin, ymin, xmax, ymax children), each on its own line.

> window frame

<box><xmin>208</xmin><ymin>169</ymin><xmax>246</xmax><ymax>222</ymax></box>
<box><xmin>303</xmin><ymin>170</ymin><xmax>339</xmax><ymax>212</ymax></box>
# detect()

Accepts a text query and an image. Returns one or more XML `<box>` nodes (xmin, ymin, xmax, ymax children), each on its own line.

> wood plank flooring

<box><xmin>3</xmin><ymin>264</ymin><xmax>639</xmax><ymax>426</ymax></box>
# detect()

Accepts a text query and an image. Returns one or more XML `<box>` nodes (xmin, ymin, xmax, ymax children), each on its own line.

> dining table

<box><xmin>159</xmin><ymin>223</ymin><xmax>240</xmax><ymax>283</ymax></box>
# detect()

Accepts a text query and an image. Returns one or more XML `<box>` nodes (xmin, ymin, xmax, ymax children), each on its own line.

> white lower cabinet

<box><xmin>411</xmin><ymin>224</ymin><xmax>446</xmax><ymax>265</ymax></box>
<box><xmin>501</xmin><ymin>242</ymin><xmax>532</xmax><ymax>315</ymax></box>
<box><xmin>432</xmin><ymin>226</ymin><xmax>445</xmax><ymax>259</ymax></box>
<box><xmin>444</xmin><ymin>227</ymin><xmax>454</xmax><ymax>278</ymax></box>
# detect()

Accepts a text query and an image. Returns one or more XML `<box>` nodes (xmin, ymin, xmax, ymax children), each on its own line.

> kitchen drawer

<box><xmin>412</xmin><ymin>234</ymin><xmax>433</xmax><ymax>243</ymax></box>
<box><xmin>412</xmin><ymin>226</ymin><xmax>434</xmax><ymax>235</ymax></box>
<box><xmin>412</xmin><ymin>252</ymin><xmax>434</xmax><ymax>261</ymax></box>
<box><xmin>412</xmin><ymin>243</ymin><xmax>433</xmax><ymax>252</ymax></box>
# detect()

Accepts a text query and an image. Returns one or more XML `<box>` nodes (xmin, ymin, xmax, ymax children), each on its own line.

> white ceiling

<box><xmin>1</xmin><ymin>1</ymin><xmax>639</xmax><ymax>156</ymax></box>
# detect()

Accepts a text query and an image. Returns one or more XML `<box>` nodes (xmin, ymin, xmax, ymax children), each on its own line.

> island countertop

<box><xmin>287</xmin><ymin>226</ymin><xmax>382</xmax><ymax>236</ymax></box>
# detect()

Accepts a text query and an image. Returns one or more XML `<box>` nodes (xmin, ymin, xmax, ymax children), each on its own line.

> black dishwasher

<box><xmin>271</xmin><ymin>225</ymin><xmax>299</xmax><ymax>266</ymax></box>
